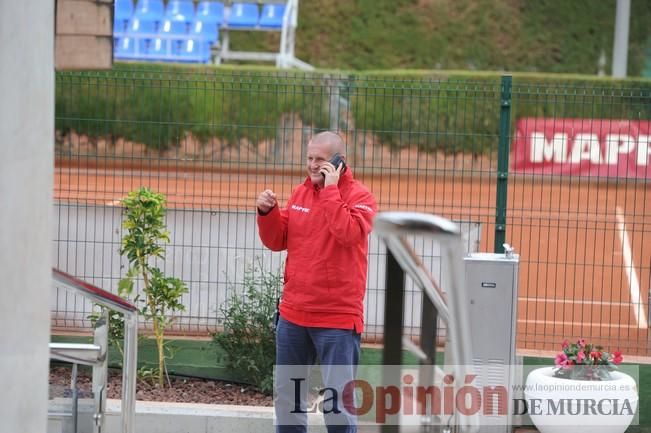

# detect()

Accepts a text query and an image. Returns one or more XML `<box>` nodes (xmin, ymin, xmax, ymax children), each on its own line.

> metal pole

<box><xmin>495</xmin><ymin>75</ymin><xmax>512</xmax><ymax>253</ymax></box>
<box><xmin>329</xmin><ymin>77</ymin><xmax>341</xmax><ymax>131</ymax></box>
<box><xmin>122</xmin><ymin>313</ymin><xmax>138</xmax><ymax>433</ymax></box>
<box><xmin>289</xmin><ymin>0</ymin><xmax>298</xmax><ymax>59</ymax></box>
<box><xmin>71</xmin><ymin>363</ymin><xmax>79</xmax><ymax>433</ymax></box>
<box><xmin>381</xmin><ymin>249</ymin><xmax>404</xmax><ymax>433</ymax></box>
<box><xmin>382</xmin><ymin>249</ymin><xmax>405</xmax><ymax>366</ymax></box>
<box><xmin>419</xmin><ymin>294</ymin><xmax>437</xmax><ymax>432</ymax></box>
<box><xmin>92</xmin><ymin>311</ymin><xmax>109</xmax><ymax>433</ymax></box>
<box><xmin>420</xmin><ymin>296</ymin><xmax>437</xmax><ymax>366</ymax></box>
<box><xmin>612</xmin><ymin>0</ymin><xmax>631</xmax><ymax>78</ymax></box>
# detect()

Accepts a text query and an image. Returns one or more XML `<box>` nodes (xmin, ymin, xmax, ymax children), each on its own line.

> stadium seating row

<box><xmin>115</xmin><ymin>36</ymin><xmax>211</xmax><ymax>62</ymax></box>
<box><xmin>115</xmin><ymin>0</ymin><xmax>285</xmax><ymax>34</ymax></box>
<box><xmin>114</xmin><ymin>0</ymin><xmax>287</xmax><ymax>63</ymax></box>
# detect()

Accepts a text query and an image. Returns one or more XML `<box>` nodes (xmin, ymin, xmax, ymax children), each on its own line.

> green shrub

<box><xmin>55</xmin><ymin>66</ymin><xmax>651</xmax><ymax>156</ymax></box>
<box><xmin>213</xmin><ymin>263</ymin><xmax>282</xmax><ymax>394</ymax></box>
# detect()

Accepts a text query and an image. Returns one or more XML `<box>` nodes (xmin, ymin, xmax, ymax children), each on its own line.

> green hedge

<box><xmin>226</xmin><ymin>0</ymin><xmax>651</xmax><ymax>76</ymax></box>
<box><xmin>56</xmin><ymin>64</ymin><xmax>331</xmax><ymax>151</ymax></box>
<box><xmin>55</xmin><ymin>64</ymin><xmax>651</xmax><ymax>154</ymax></box>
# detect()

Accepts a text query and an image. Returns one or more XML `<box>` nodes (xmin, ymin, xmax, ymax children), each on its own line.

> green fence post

<box><xmin>495</xmin><ymin>75</ymin><xmax>512</xmax><ymax>253</ymax></box>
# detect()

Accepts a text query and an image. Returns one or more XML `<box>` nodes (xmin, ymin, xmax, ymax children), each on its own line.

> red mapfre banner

<box><xmin>512</xmin><ymin>118</ymin><xmax>651</xmax><ymax>179</ymax></box>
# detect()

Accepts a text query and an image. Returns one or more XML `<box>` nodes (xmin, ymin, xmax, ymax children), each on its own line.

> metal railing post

<box><xmin>374</xmin><ymin>212</ymin><xmax>478</xmax><ymax>433</ymax></box>
<box><xmin>381</xmin><ymin>249</ymin><xmax>404</xmax><ymax>433</ymax></box>
<box><xmin>495</xmin><ymin>75</ymin><xmax>512</xmax><ymax>253</ymax></box>
<box><xmin>71</xmin><ymin>363</ymin><xmax>79</xmax><ymax>433</ymax></box>
<box><xmin>52</xmin><ymin>269</ymin><xmax>139</xmax><ymax>433</ymax></box>
<box><xmin>92</xmin><ymin>311</ymin><xmax>109</xmax><ymax>433</ymax></box>
<box><xmin>383</xmin><ymin>249</ymin><xmax>405</xmax><ymax>366</ymax></box>
<box><xmin>122</xmin><ymin>312</ymin><xmax>138</xmax><ymax>433</ymax></box>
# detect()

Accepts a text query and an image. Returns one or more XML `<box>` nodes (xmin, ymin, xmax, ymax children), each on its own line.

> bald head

<box><xmin>310</xmin><ymin>131</ymin><xmax>346</xmax><ymax>157</ymax></box>
<box><xmin>305</xmin><ymin>131</ymin><xmax>348</xmax><ymax>186</ymax></box>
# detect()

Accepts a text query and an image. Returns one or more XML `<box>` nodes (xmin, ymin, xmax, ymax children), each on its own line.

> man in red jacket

<box><xmin>256</xmin><ymin>131</ymin><xmax>377</xmax><ymax>433</ymax></box>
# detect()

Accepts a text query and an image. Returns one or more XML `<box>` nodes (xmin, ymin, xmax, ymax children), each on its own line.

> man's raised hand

<box><xmin>256</xmin><ymin>189</ymin><xmax>277</xmax><ymax>214</ymax></box>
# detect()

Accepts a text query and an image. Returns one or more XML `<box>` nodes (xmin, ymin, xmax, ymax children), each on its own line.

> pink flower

<box><xmin>613</xmin><ymin>351</ymin><xmax>623</xmax><ymax>365</ymax></box>
<box><xmin>555</xmin><ymin>352</ymin><xmax>569</xmax><ymax>367</ymax></box>
<box><xmin>555</xmin><ymin>339</ymin><xmax>624</xmax><ymax>380</ymax></box>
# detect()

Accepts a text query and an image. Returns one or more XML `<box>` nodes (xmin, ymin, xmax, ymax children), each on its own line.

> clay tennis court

<box><xmin>54</xmin><ymin>162</ymin><xmax>651</xmax><ymax>356</ymax></box>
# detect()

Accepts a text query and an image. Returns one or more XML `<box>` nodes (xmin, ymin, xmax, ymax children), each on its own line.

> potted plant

<box><xmin>524</xmin><ymin>339</ymin><xmax>637</xmax><ymax>433</ymax></box>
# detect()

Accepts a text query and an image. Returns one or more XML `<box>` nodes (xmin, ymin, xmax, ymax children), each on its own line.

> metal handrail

<box><xmin>52</xmin><ymin>268</ymin><xmax>138</xmax><ymax>433</ymax></box>
<box><xmin>50</xmin><ymin>342</ymin><xmax>103</xmax><ymax>365</ymax></box>
<box><xmin>53</xmin><ymin>269</ymin><xmax>137</xmax><ymax>314</ymax></box>
<box><xmin>374</xmin><ymin>212</ymin><xmax>479</xmax><ymax>433</ymax></box>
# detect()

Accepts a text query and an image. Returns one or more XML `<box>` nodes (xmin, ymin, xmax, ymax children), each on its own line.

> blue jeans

<box><xmin>274</xmin><ymin>317</ymin><xmax>361</xmax><ymax>433</ymax></box>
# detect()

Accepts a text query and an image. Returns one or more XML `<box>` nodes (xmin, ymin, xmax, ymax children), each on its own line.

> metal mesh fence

<box><xmin>509</xmin><ymin>82</ymin><xmax>651</xmax><ymax>355</ymax></box>
<box><xmin>52</xmin><ymin>68</ymin><xmax>651</xmax><ymax>356</ymax></box>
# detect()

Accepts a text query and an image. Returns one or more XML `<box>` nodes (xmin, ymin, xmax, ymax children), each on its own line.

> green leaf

<box><xmin>118</xmin><ymin>277</ymin><xmax>134</xmax><ymax>297</ymax></box>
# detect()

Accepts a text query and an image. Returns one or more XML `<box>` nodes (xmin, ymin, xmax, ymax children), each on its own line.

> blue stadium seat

<box><xmin>160</xmin><ymin>18</ymin><xmax>188</xmax><ymax>36</ymax></box>
<box><xmin>115</xmin><ymin>0</ymin><xmax>134</xmax><ymax>20</ymax></box>
<box><xmin>147</xmin><ymin>37</ymin><xmax>174</xmax><ymax>61</ymax></box>
<box><xmin>127</xmin><ymin>17</ymin><xmax>158</xmax><ymax>36</ymax></box>
<box><xmin>190</xmin><ymin>19</ymin><xmax>219</xmax><ymax>43</ymax></box>
<box><xmin>175</xmin><ymin>39</ymin><xmax>211</xmax><ymax>63</ymax></box>
<box><xmin>165</xmin><ymin>0</ymin><xmax>194</xmax><ymax>23</ymax></box>
<box><xmin>196</xmin><ymin>1</ymin><xmax>224</xmax><ymax>24</ymax></box>
<box><xmin>125</xmin><ymin>18</ymin><xmax>156</xmax><ymax>60</ymax></box>
<box><xmin>133</xmin><ymin>0</ymin><xmax>164</xmax><ymax>22</ymax></box>
<box><xmin>226</xmin><ymin>3</ymin><xmax>259</xmax><ymax>28</ymax></box>
<box><xmin>114</xmin><ymin>0</ymin><xmax>134</xmax><ymax>34</ymax></box>
<box><xmin>114</xmin><ymin>17</ymin><xmax>129</xmax><ymax>35</ymax></box>
<box><xmin>114</xmin><ymin>37</ymin><xmax>137</xmax><ymax>59</ymax></box>
<box><xmin>258</xmin><ymin>3</ymin><xmax>285</xmax><ymax>29</ymax></box>
<box><xmin>137</xmin><ymin>38</ymin><xmax>151</xmax><ymax>59</ymax></box>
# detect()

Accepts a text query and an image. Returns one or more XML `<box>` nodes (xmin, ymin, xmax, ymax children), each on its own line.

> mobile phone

<box><xmin>322</xmin><ymin>153</ymin><xmax>346</xmax><ymax>177</ymax></box>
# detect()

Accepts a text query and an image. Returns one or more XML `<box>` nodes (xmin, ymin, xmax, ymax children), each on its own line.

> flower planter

<box><xmin>524</xmin><ymin>367</ymin><xmax>637</xmax><ymax>433</ymax></box>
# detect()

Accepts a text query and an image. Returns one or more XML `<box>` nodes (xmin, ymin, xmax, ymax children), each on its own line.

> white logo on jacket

<box><xmin>291</xmin><ymin>204</ymin><xmax>310</xmax><ymax>213</ymax></box>
<box><xmin>354</xmin><ymin>204</ymin><xmax>374</xmax><ymax>213</ymax></box>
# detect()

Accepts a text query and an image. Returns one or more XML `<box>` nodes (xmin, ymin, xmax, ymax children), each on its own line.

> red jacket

<box><xmin>257</xmin><ymin>169</ymin><xmax>377</xmax><ymax>333</ymax></box>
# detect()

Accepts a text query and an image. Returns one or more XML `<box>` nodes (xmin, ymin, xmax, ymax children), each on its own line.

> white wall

<box><xmin>0</xmin><ymin>1</ymin><xmax>54</xmax><ymax>433</ymax></box>
<box><xmin>53</xmin><ymin>203</ymin><xmax>481</xmax><ymax>339</ymax></box>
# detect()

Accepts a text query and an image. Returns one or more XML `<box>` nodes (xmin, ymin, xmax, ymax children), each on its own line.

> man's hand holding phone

<box><xmin>256</xmin><ymin>189</ymin><xmax>277</xmax><ymax>215</ymax></box>
<box><xmin>320</xmin><ymin>153</ymin><xmax>346</xmax><ymax>187</ymax></box>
